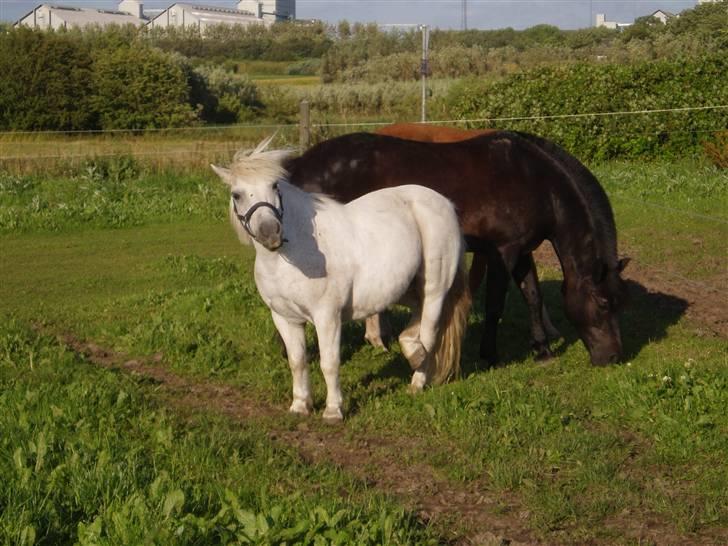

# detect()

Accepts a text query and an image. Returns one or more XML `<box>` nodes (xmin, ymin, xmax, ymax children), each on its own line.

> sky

<box><xmin>2</xmin><ymin>0</ymin><xmax>701</xmax><ymax>29</ymax></box>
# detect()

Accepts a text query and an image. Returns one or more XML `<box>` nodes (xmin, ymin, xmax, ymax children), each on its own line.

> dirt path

<box><xmin>60</xmin><ymin>334</ymin><xmax>537</xmax><ymax>546</ymax></box>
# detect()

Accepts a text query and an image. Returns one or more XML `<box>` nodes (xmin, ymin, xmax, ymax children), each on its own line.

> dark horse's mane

<box><xmin>510</xmin><ymin>131</ymin><xmax>619</xmax><ymax>268</ymax></box>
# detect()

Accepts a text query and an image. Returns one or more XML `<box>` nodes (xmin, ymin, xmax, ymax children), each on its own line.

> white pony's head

<box><xmin>211</xmin><ymin>135</ymin><xmax>294</xmax><ymax>251</ymax></box>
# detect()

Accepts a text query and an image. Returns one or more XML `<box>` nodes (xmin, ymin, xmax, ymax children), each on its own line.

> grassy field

<box><xmin>1</xmin><ymin>159</ymin><xmax>726</xmax><ymax>544</ymax></box>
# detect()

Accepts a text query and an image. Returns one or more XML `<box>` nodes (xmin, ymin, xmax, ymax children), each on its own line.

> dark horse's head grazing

<box><xmin>284</xmin><ymin>130</ymin><xmax>629</xmax><ymax>366</ymax></box>
<box><xmin>561</xmin><ymin>245</ymin><xmax>630</xmax><ymax>365</ymax></box>
<box><xmin>519</xmin><ymin>132</ymin><xmax>630</xmax><ymax>365</ymax></box>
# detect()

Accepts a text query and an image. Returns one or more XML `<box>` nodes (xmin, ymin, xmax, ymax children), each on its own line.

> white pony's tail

<box><xmin>430</xmin><ymin>256</ymin><xmax>471</xmax><ymax>385</ymax></box>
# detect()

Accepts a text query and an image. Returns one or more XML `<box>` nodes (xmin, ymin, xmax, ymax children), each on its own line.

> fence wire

<box><xmin>1</xmin><ymin>104</ymin><xmax>726</xmax><ymax>137</ymax></box>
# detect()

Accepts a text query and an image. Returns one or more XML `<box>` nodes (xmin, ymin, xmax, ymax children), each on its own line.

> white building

<box><xmin>595</xmin><ymin>13</ymin><xmax>632</xmax><ymax>30</ymax></box>
<box><xmin>147</xmin><ymin>3</ymin><xmax>262</xmax><ymax>29</ymax></box>
<box><xmin>148</xmin><ymin>0</ymin><xmax>295</xmax><ymax>29</ymax></box>
<box><xmin>650</xmin><ymin>9</ymin><xmax>676</xmax><ymax>24</ymax></box>
<box><xmin>237</xmin><ymin>0</ymin><xmax>295</xmax><ymax>23</ymax></box>
<box><xmin>15</xmin><ymin>1</ymin><xmax>146</xmax><ymax>29</ymax></box>
<box><xmin>16</xmin><ymin>0</ymin><xmax>296</xmax><ymax>30</ymax></box>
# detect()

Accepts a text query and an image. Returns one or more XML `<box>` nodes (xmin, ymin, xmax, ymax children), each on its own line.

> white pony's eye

<box><xmin>272</xmin><ymin>182</ymin><xmax>279</xmax><ymax>190</ymax></box>
<box><xmin>231</xmin><ymin>191</ymin><xmax>241</xmax><ymax>201</ymax></box>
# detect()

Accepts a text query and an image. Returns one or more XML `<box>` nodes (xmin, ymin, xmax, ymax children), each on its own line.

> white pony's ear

<box><xmin>211</xmin><ymin>164</ymin><xmax>234</xmax><ymax>186</ymax></box>
<box><xmin>253</xmin><ymin>132</ymin><xmax>278</xmax><ymax>155</ymax></box>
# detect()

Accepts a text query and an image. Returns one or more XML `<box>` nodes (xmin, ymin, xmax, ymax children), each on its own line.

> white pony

<box><xmin>212</xmin><ymin>137</ymin><xmax>471</xmax><ymax>423</ymax></box>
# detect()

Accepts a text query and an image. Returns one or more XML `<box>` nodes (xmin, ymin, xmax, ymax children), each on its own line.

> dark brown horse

<box><xmin>284</xmin><ymin>130</ymin><xmax>629</xmax><ymax>366</ymax></box>
<box><xmin>375</xmin><ymin>123</ymin><xmax>561</xmax><ymax>359</ymax></box>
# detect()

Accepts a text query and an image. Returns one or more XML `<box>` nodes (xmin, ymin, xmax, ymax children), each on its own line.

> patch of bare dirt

<box><xmin>59</xmin><ymin>334</ymin><xmax>278</xmax><ymax>422</ymax></box>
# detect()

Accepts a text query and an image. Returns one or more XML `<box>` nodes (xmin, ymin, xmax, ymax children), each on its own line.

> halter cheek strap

<box><xmin>232</xmin><ymin>187</ymin><xmax>285</xmax><ymax>243</ymax></box>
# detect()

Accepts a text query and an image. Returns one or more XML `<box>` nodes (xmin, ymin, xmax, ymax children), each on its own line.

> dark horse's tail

<box><xmin>511</xmin><ymin>131</ymin><xmax>619</xmax><ymax>267</ymax></box>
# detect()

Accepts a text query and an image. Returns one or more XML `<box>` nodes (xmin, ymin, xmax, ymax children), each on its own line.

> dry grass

<box><xmin>0</xmin><ymin>128</ymin><xmax>301</xmax><ymax>175</ymax></box>
<box><xmin>703</xmin><ymin>131</ymin><xmax>728</xmax><ymax>169</ymax></box>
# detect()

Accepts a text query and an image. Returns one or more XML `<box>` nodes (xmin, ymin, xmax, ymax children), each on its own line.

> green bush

<box><xmin>0</xmin><ymin>28</ymin><xmax>95</xmax><ymax>130</ymax></box>
<box><xmin>193</xmin><ymin>65</ymin><xmax>262</xmax><ymax>123</ymax></box>
<box><xmin>445</xmin><ymin>54</ymin><xmax>728</xmax><ymax>161</ymax></box>
<box><xmin>91</xmin><ymin>45</ymin><xmax>199</xmax><ymax>130</ymax></box>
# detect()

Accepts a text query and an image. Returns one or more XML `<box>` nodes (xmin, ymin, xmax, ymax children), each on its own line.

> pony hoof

<box><xmin>364</xmin><ymin>334</ymin><xmax>388</xmax><ymax>352</ymax></box>
<box><xmin>408</xmin><ymin>383</ymin><xmax>424</xmax><ymax>394</ymax></box>
<box><xmin>535</xmin><ymin>351</ymin><xmax>554</xmax><ymax>362</ymax></box>
<box><xmin>532</xmin><ymin>344</ymin><xmax>554</xmax><ymax>362</ymax></box>
<box><xmin>289</xmin><ymin>400</ymin><xmax>312</xmax><ymax>416</ymax></box>
<box><xmin>322</xmin><ymin>407</ymin><xmax>343</xmax><ymax>424</ymax></box>
<box><xmin>479</xmin><ymin>352</ymin><xmax>499</xmax><ymax>369</ymax></box>
<box><xmin>408</xmin><ymin>370</ymin><xmax>427</xmax><ymax>393</ymax></box>
<box><xmin>547</xmin><ymin>330</ymin><xmax>563</xmax><ymax>341</ymax></box>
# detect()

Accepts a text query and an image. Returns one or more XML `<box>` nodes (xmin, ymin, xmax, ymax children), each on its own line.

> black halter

<box><xmin>231</xmin><ymin>186</ymin><xmax>285</xmax><ymax>243</ymax></box>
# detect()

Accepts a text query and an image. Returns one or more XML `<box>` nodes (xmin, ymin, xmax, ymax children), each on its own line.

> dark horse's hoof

<box><xmin>479</xmin><ymin>353</ymin><xmax>500</xmax><ymax>369</ymax></box>
<box><xmin>532</xmin><ymin>342</ymin><xmax>554</xmax><ymax>362</ymax></box>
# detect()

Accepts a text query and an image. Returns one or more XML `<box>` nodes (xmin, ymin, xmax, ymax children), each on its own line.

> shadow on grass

<box><xmin>295</xmin><ymin>276</ymin><xmax>688</xmax><ymax>417</ymax></box>
<box><xmin>352</xmin><ymin>276</ymin><xmax>687</xmax><ymax>379</ymax></box>
<box><xmin>619</xmin><ymin>279</ymin><xmax>688</xmax><ymax>361</ymax></box>
<box><xmin>460</xmin><ymin>278</ymin><xmax>688</xmax><ymax>375</ymax></box>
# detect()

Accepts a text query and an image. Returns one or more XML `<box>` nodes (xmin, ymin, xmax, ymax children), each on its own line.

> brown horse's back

<box><xmin>376</xmin><ymin>123</ymin><xmax>496</xmax><ymax>143</ymax></box>
<box><xmin>286</xmin><ymin>132</ymin><xmax>553</xmax><ymax>254</ymax></box>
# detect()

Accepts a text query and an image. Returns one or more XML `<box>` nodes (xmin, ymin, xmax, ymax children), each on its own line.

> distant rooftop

<box><xmin>15</xmin><ymin>3</ymin><xmax>147</xmax><ymax>27</ymax></box>
<box><xmin>175</xmin><ymin>2</ymin><xmax>256</xmax><ymax>16</ymax></box>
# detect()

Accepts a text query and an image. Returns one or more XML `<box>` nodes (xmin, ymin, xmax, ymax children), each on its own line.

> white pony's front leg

<box><xmin>314</xmin><ymin>314</ymin><xmax>343</xmax><ymax>423</ymax></box>
<box><xmin>271</xmin><ymin>311</ymin><xmax>312</xmax><ymax>416</ymax></box>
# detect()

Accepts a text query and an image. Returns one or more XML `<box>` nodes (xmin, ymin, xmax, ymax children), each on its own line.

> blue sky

<box><xmin>2</xmin><ymin>0</ymin><xmax>700</xmax><ymax>29</ymax></box>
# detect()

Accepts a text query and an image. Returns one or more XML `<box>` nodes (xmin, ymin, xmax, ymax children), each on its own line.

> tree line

<box><xmin>0</xmin><ymin>0</ymin><xmax>725</xmax><ymax>160</ymax></box>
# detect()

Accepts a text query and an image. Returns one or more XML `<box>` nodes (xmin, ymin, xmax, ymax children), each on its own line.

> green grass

<box><xmin>0</xmin><ymin>321</ymin><xmax>434</xmax><ymax>545</ymax></box>
<box><xmin>253</xmin><ymin>75</ymin><xmax>321</xmax><ymax>86</ymax></box>
<box><xmin>1</xmin><ymin>159</ymin><xmax>727</xmax><ymax>544</ymax></box>
<box><xmin>595</xmin><ymin>160</ymin><xmax>728</xmax><ymax>282</ymax></box>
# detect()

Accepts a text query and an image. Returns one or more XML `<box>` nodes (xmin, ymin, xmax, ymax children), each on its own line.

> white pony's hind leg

<box><xmin>399</xmin><ymin>306</ymin><xmax>425</xmax><ymax>370</ymax></box>
<box><xmin>271</xmin><ymin>312</ymin><xmax>312</xmax><ymax>416</ymax></box>
<box><xmin>364</xmin><ymin>314</ymin><xmax>389</xmax><ymax>351</ymax></box>
<box><xmin>314</xmin><ymin>313</ymin><xmax>344</xmax><ymax>423</ymax></box>
<box><xmin>398</xmin><ymin>283</ymin><xmax>425</xmax><ymax>370</ymax></box>
<box><xmin>398</xmin><ymin>298</ymin><xmax>435</xmax><ymax>393</ymax></box>
<box><xmin>410</xmin><ymin>290</ymin><xmax>447</xmax><ymax>391</ymax></box>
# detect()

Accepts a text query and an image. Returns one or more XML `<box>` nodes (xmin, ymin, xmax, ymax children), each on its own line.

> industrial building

<box><xmin>15</xmin><ymin>0</ymin><xmax>295</xmax><ymax>29</ymax></box>
<box><xmin>148</xmin><ymin>0</ymin><xmax>294</xmax><ymax>29</ymax></box>
<box><xmin>15</xmin><ymin>1</ymin><xmax>146</xmax><ymax>30</ymax></box>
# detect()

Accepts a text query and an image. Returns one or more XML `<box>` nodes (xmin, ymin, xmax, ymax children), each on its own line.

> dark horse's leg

<box><xmin>480</xmin><ymin>249</ymin><xmax>509</xmax><ymax>366</ymax></box>
<box><xmin>468</xmin><ymin>252</ymin><xmax>488</xmax><ymax>296</ymax></box>
<box><xmin>472</xmin><ymin>250</ymin><xmax>559</xmax><ymax>364</ymax></box>
<box><xmin>512</xmin><ymin>254</ymin><xmax>553</xmax><ymax>361</ymax></box>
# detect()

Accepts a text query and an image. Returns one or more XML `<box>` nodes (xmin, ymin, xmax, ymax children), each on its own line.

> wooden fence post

<box><xmin>299</xmin><ymin>100</ymin><xmax>311</xmax><ymax>150</ymax></box>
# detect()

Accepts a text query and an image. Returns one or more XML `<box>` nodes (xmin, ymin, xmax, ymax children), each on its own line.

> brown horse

<box><xmin>284</xmin><ymin>130</ymin><xmax>629</xmax><ymax>366</ymax></box>
<box><xmin>377</xmin><ymin>123</ymin><xmax>496</xmax><ymax>142</ymax></box>
<box><xmin>375</xmin><ymin>123</ymin><xmax>561</xmax><ymax>357</ymax></box>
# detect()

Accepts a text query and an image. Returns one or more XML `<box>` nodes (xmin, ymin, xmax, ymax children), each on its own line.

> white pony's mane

<box><xmin>230</xmin><ymin>134</ymin><xmax>295</xmax><ymax>186</ymax></box>
<box><xmin>223</xmin><ymin>135</ymin><xmax>342</xmax><ymax>246</ymax></box>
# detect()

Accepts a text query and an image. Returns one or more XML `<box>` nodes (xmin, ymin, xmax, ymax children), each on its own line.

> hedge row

<box><xmin>0</xmin><ymin>28</ymin><xmax>260</xmax><ymax>131</ymax></box>
<box><xmin>445</xmin><ymin>54</ymin><xmax>728</xmax><ymax>161</ymax></box>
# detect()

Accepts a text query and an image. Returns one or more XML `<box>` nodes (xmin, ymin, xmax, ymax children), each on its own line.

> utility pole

<box><xmin>380</xmin><ymin>23</ymin><xmax>430</xmax><ymax>122</ymax></box>
<box><xmin>461</xmin><ymin>0</ymin><xmax>467</xmax><ymax>31</ymax></box>
<box><xmin>420</xmin><ymin>24</ymin><xmax>430</xmax><ymax>122</ymax></box>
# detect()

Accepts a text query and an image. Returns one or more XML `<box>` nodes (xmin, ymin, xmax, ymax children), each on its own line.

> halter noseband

<box><xmin>232</xmin><ymin>186</ymin><xmax>285</xmax><ymax>244</ymax></box>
